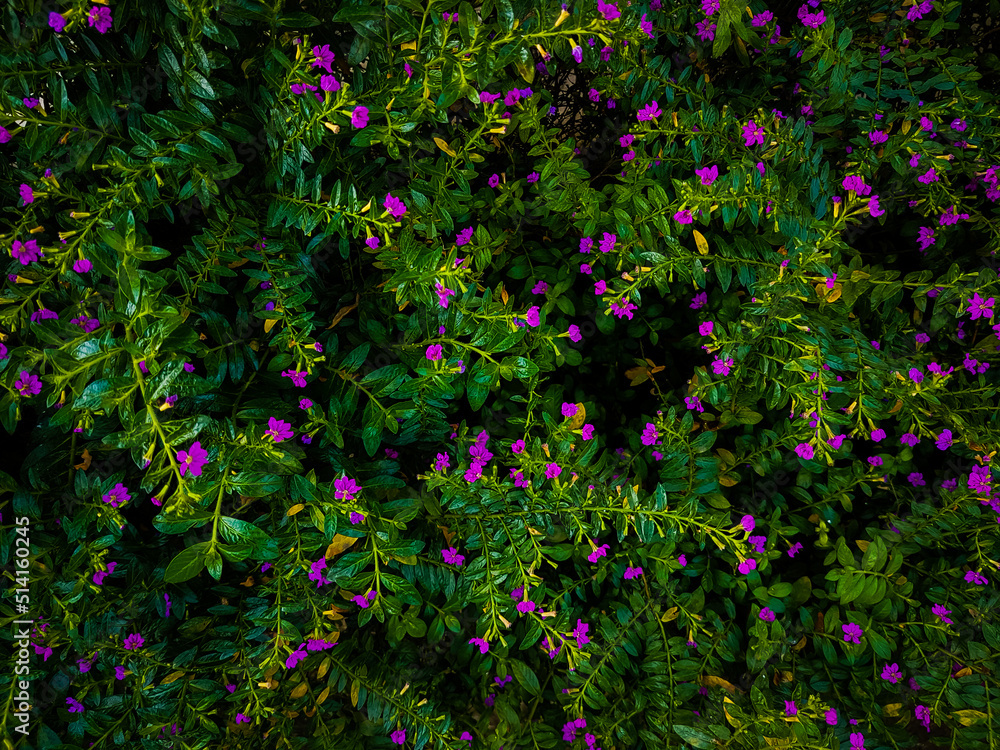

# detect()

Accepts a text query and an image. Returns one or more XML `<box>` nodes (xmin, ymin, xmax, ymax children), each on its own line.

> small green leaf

<box><xmin>164</xmin><ymin>542</ymin><xmax>211</xmax><ymax>583</ymax></box>
<box><xmin>510</xmin><ymin>659</ymin><xmax>540</xmax><ymax>695</ymax></box>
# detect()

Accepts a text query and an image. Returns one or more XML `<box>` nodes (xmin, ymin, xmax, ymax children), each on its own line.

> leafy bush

<box><xmin>2</xmin><ymin>0</ymin><xmax>1000</xmax><ymax>748</ymax></box>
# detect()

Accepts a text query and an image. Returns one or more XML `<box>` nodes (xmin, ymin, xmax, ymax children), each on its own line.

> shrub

<box><xmin>2</xmin><ymin>0</ymin><xmax>1000</xmax><ymax>748</ymax></box>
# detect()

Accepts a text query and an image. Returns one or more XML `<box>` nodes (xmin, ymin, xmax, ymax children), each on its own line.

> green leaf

<box><xmin>164</xmin><ymin>542</ymin><xmax>211</xmax><ymax>583</ymax></box>
<box><xmin>838</xmin><ymin>570</ymin><xmax>866</xmax><ymax>605</ymax></box>
<box><xmin>672</xmin><ymin>725</ymin><xmax>716</xmax><ymax>749</ymax></box>
<box><xmin>867</xmin><ymin>629</ymin><xmax>892</xmax><ymax>659</ymax></box>
<box><xmin>361</xmin><ymin>398</ymin><xmax>383</xmax><ymax>456</ymax></box>
<box><xmin>510</xmin><ymin>659</ymin><xmax>541</xmax><ymax>695</ymax></box>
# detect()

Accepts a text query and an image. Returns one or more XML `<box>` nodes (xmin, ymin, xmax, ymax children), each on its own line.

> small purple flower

<box><xmin>49</xmin><ymin>12</ymin><xmax>67</xmax><ymax>31</ymax></box>
<box><xmin>843</xmin><ymin>622</ymin><xmax>863</xmax><ymax>644</ymax></box>
<box><xmin>351</xmin><ymin>107</ymin><xmax>370</xmax><ymax>129</ymax></box>
<box><xmin>794</xmin><ymin>442</ymin><xmax>814</xmax><ymax>460</ymax></box>
<box><xmin>759</xmin><ymin>607</ymin><xmax>776</xmax><ymax>622</ymax></box>
<box><xmin>931</xmin><ymin>603</ymin><xmax>953</xmax><ymax>624</ymax></box>
<box><xmin>264</xmin><ymin>417</ymin><xmax>294</xmax><ymax>443</ymax></box>
<box><xmin>124</xmin><ymin>633</ymin><xmax>145</xmax><ymax>651</ymax></box>
<box><xmin>88</xmin><ymin>6</ymin><xmax>113</xmax><ymax>33</ymax></box>
<box><xmin>881</xmin><ymin>662</ymin><xmax>902</xmax><ymax>683</ymax></box>
<box><xmin>426</xmin><ymin>344</ymin><xmax>443</xmax><ymax>361</ymax></box>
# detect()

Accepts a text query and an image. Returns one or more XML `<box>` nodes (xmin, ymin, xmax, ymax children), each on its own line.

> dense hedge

<box><xmin>2</xmin><ymin>0</ymin><xmax>1000</xmax><ymax>748</ymax></box>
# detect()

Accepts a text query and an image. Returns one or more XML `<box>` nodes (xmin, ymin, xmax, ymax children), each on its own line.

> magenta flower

<box><xmin>561</xmin><ymin>402</ymin><xmax>579</xmax><ymax>417</ymax></box>
<box><xmin>124</xmin><ymin>633</ymin><xmax>145</xmax><ymax>650</ymax></box>
<box><xmin>312</xmin><ymin>44</ymin><xmax>335</xmax><ymax>72</ymax></box>
<box><xmin>742</xmin><ymin>120</ymin><xmax>765</xmax><ymax>147</ymax></box>
<box><xmin>469</xmin><ymin>637</ymin><xmax>489</xmax><ymax>653</ymax></box>
<box><xmin>88</xmin><ymin>6</ymin><xmax>113</xmax><ymax>33</ymax></box>
<box><xmin>698</xmin><ymin>321</ymin><xmax>714</xmax><ymax>336</ymax></box>
<box><xmin>674</xmin><ymin>209</ymin><xmax>693</xmax><ymax>224</ymax></box>
<box><xmin>737</xmin><ymin>558</ymin><xmax>756</xmax><ymax>574</ymax></box>
<box><xmin>488</xmin><ymin>173</ymin><xmax>500</xmax><ymax>188</ymax></box>
<box><xmin>788</xmin><ymin>542</ymin><xmax>803</xmax><ymax>557</ymax></box>
<box><xmin>572</xmin><ymin>45</ymin><xmax>583</xmax><ymax>63</ymax></box>
<box><xmin>599</xmin><ymin>232</ymin><xmax>617</xmax><ymax>253</ymax></box>
<box><xmin>637</xmin><ymin>100</ymin><xmax>661</xmax><ymax>122</ymax></box>
<box><xmin>264</xmin><ymin>417</ymin><xmax>294</xmax><ymax>442</ymax></box>
<box><xmin>870</xmin><ymin>428</ymin><xmax>886</xmax><ymax>442</ymax></box>
<box><xmin>442</xmin><ymin>547</ymin><xmax>465</xmax><ymax>566</ymax></box>
<box><xmin>931</xmin><ymin>603</ymin><xmax>952</xmax><ymax>624</ymax></box>
<box><xmin>177</xmin><ymin>441</ymin><xmax>209</xmax><ymax>477</ymax></box>
<box><xmin>391</xmin><ymin>729</ymin><xmax>406</xmax><ymax>745</ymax></box>
<box><xmin>869</xmin><ymin>129</ymin><xmax>889</xmax><ymax>144</ymax></box>
<box><xmin>640</xmin><ymin>422</ymin><xmax>659</xmax><ymax>446</ymax></box>
<box><xmin>711</xmin><ymin>356</ymin><xmax>733</xmax><ymax>376</ymax></box>
<box><xmin>785</xmin><ymin>700</ymin><xmax>797</xmax><ymax>716</ymax></box>
<box><xmin>19</xmin><ymin>183</ymin><xmax>33</xmax><ymax>205</ymax></box>
<box><xmin>967</xmin><ymin>292</ymin><xmax>995</xmax><ymax>320</ymax></box>
<box><xmin>965</xmin><ymin>570</ymin><xmax>988</xmax><ymax>585</ymax></box>
<box><xmin>588</xmin><ymin>543</ymin><xmax>609</xmax><ymax>563</ymax></box>
<box><xmin>49</xmin><ymin>12</ymin><xmax>67</xmax><ymax>31</ymax></box>
<box><xmin>67</xmin><ymin>697</ymin><xmax>84</xmax><ymax>713</ymax></box>
<box><xmin>73</xmin><ymin>258</ymin><xmax>93</xmax><ymax>273</ymax></box>
<box><xmin>842</xmin><ymin>622</ymin><xmax>863</xmax><ymax>644</ymax></box>
<box><xmin>740</xmin><ymin>515</ymin><xmax>755</xmax><ymax>533</ymax></box>
<box><xmin>351</xmin><ymin>106</ymin><xmax>369</xmax><ymax>129</ymax></box>
<box><xmin>320</xmin><ymin>74</ymin><xmax>340</xmax><ymax>92</ymax></box>
<box><xmin>334</xmin><ymin>476</ymin><xmax>361</xmax><ymax>501</ymax></box>
<box><xmin>850</xmin><ymin>732</ymin><xmax>865</xmax><ymax>750</ymax></box>
<box><xmin>581</xmin><ymin>424</ymin><xmax>595</xmax><ymax>440</ymax></box>
<box><xmin>426</xmin><ymin>344</ymin><xmax>443</xmax><ymax>361</ymax></box>
<box><xmin>545</xmin><ymin>462</ymin><xmax>562</xmax><ymax>479</ymax></box>
<box><xmin>511</xmin><ymin>439</ymin><xmax>525</xmax><ymax>454</ymax></box>
<box><xmin>869</xmin><ymin>195</ymin><xmax>885</xmax><ymax>217</ymax></box>
<box><xmin>383</xmin><ymin>192</ymin><xmax>407</xmax><ymax>219</ymax></box>
<box><xmin>598</xmin><ymin>0</ymin><xmax>621</xmax><ymax>20</ymax></box>
<box><xmin>760</xmin><ymin>607</ymin><xmax>776</xmax><ymax>622</ymax></box>
<box><xmin>695</xmin><ymin>19</ymin><xmax>716</xmax><ymax>41</ymax></box>
<box><xmin>281</xmin><ymin>369</ymin><xmax>308</xmax><ymax>387</ymax></box>
<box><xmin>11</xmin><ymin>239</ymin><xmax>41</xmax><ymax>265</ymax></box>
<box><xmin>880</xmin><ymin>662</ymin><xmax>902</xmax><ymax>683</ymax></box>
<box><xmin>695</xmin><ymin>165</ymin><xmax>718</xmax><ymax>186</ymax></box>
<box><xmin>15</xmin><ymin>371</ymin><xmax>42</xmax><ymax>396</ymax></box>
<box><xmin>624</xmin><ymin>566</ymin><xmax>643</xmax><ymax>579</ymax></box>
<box><xmin>936</xmin><ymin>429</ymin><xmax>953</xmax><ymax>450</ymax></box>
<box><xmin>526</xmin><ymin>306</ymin><xmax>541</xmax><ymax>327</ymax></box>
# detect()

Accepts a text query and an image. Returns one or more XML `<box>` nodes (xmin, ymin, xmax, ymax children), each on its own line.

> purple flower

<box><xmin>442</xmin><ymin>547</ymin><xmax>466</xmax><ymax>566</ymax></box>
<box><xmin>488</xmin><ymin>173</ymin><xmax>501</xmax><ymax>188</ymax></box>
<box><xmin>351</xmin><ymin>106</ymin><xmax>370</xmax><ymax>129</ymax></box>
<box><xmin>426</xmin><ymin>344</ymin><xmax>443</xmax><ymax>361</ymax></box>
<box><xmin>19</xmin><ymin>184</ymin><xmax>33</xmax><ymax>205</ymax></box>
<box><xmin>696</xmin><ymin>19</ymin><xmax>716</xmax><ymax>41</ymax></box>
<box><xmin>788</xmin><ymin>542</ymin><xmax>803</xmax><ymax>557</ymax></box>
<box><xmin>967</xmin><ymin>292</ymin><xmax>995</xmax><ymax>320</ymax></box>
<box><xmin>637</xmin><ymin>101</ymin><xmax>661</xmax><ymax>121</ymax></box>
<box><xmin>740</xmin><ymin>514</ymin><xmax>755</xmax><ymax>533</ymax></box>
<box><xmin>760</xmin><ymin>607</ymin><xmax>776</xmax><ymax>622</ymax></box>
<box><xmin>695</xmin><ymin>165</ymin><xmax>718</xmax><ymax>186</ymax></box>
<box><xmin>599</xmin><ymin>232</ymin><xmax>617</xmax><ymax>253</ymax></box>
<box><xmin>545</xmin><ymin>462</ymin><xmax>562</xmax><ymax>479</ymax></box>
<box><xmin>881</xmin><ymin>662</ymin><xmax>902</xmax><ymax>683</ymax></box>
<box><xmin>825</xmin><ymin>708</ymin><xmax>838</xmax><ymax>725</ymax></box>
<box><xmin>795</xmin><ymin>442</ymin><xmax>814</xmax><ymax>460</ymax></box>
<box><xmin>177</xmin><ymin>441</ymin><xmax>209</xmax><ymax>477</ymax></box>
<box><xmin>738</xmin><ymin>558</ymin><xmax>757</xmax><ymax>574</ymax></box>
<box><xmin>334</xmin><ymin>476</ymin><xmax>361</xmax><ymax>502</ymax></box>
<box><xmin>674</xmin><ymin>209</ymin><xmax>693</xmax><ymax>224</ymax></box>
<box><xmin>49</xmin><ymin>12</ymin><xmax>67</xmax><ymax>31</ymax></box>
<box><xmin>742</xmin><ymin>120</ymin><xmax>765</xmax><ymax>147</ymax></box>
<box><xmin>321</xmin><ymin>74</ymin><xmax>341</xmax><ymax>92</ymax></box>
<box><xmin>67</xmin><ymin>697</ymin><xmax>84</xmax><ymax>713</ymax></box>
<box><xmin>931</xmin><ymin>603</ymin><xmax>952</xmax><ymax>624</ymax></box>
<box><xmin>383</xmin><ymin>192</ymin><xmax>407</xmax><ymax>219</ymax></box>
<box><xmin>870</xmin><ymin>428</ymin><xmax>886</xmax><ymax>442</ymax></box>
<box><xmin>469</xmin><ymin>637</ymin><xmax>489</xmax><ymax>653</ymax></box>
<box><xmin>785</xmin><ymin>700</ymin><xmax>797</xmax><ymax>716</ymax></box>
<box><xmin>14</xmin><ymin>371</ymin><xmax>42</xmax><ymax>397</ymax></box>
<box><xmin>624</xmin><ymin>565</ymin><xmax>643</xmax><ymax>579</ymax></box>
<box><xmin>264</xmin><ymin>417</ymin><xmax>294</xmax><ymax>442</ymax></box>
<box><xmin>88</xmin><ymin>6</ymin><xmax>113</xmax><ymax>33</ymax></box>
<box><xmin>124</xmin><ymin>633</ymin><xmax>145</xmax><ymax>651</ymax></box>
<box><xmin>526</xmin><ymin>306</ymin><xmax>541</xmax><ymax>327</ymax></box>
<box><xmin>850</xmin><ymin>732</ymin><xmax>866</xmax><ymax>750</ymax></box>
<box><xmin>699</xmin><ymin>321</ymin><xmax>714</xmax><ymax>336</ymax></box>
<box><xmin>588</xmin><ymin>543</ymin><xmax>609</xmax><ymax>563</ymax></box>
<box><xmin>842</xmin><ymin>175</ymin><xmax>871</xmax><ymax>195</ymax></box>
<box><xmin>843</xmin><ymin>622</ymin><xmax>863</xmax><ymax>644</ymax></box>
<box><xmin>11</xmin><ymin>239</ymin><xmax>41</xmax><ymax>265</ymax></box>
<box><xmin>73</xmin><ymin>258</ymin><xmax>93</xmax><ymax>273</ymax></box>
<box><xmin>936</xmin><ymin>429</ymin><xmax>953</xmax><ymax>450</ymax></box>
<box><xmin>312</xmin><ymin>44</ymin><xmax>335</xmax><ymax>72</ymax></box>
<box><xmin>690</xmin><ymin>292</ymin><xmax>707</xmax><ymax>309</ymax></box>
<box><xmin>572</xmin><ymin>45</ymin><xmax>583</xmax><ymax>63</ymax></box>
<box><xmin>281</xmin><ymin>369</ymin><xmax>308</xmax><ymax>387</ymax></box>
<box><xmin>561</xmin><ymin>402</ymin><xmax>579</xmax><ymax>418</ymax></box>
<box><xmin>350</xmin><ymin>511</ymin><xmax>365</xmax><ymax>524</ymax></box>
<box><xmin>581</xmin><ymin>424</ymin><xmax>595</xmax><ymax>440</ymax></box>
<box><xmin>900</xmin><ymin>432</ymin><xmax>920</xmax><ymax>447</ymax></box>
<box><xmin>869</xmin><ymin>195</ymin><xmax>885</xmax><ymax>217</ymax></box>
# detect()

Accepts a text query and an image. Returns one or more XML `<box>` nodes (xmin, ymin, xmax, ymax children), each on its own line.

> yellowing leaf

<box><xmin>74</xmin><ymin>448</ymin><xmax>92</xmax><ymax>471</ymax></box>
<box><xmin>287</xmin><ymin>504</ymin><xmax>305</xmax><ymax>516</ymax></box>
<box><xmin>264</xmin><ymin>318</ymin><xmax>277</xmax><ymax>333</ymax></box>
<box><xmin>699</xmin><ymin>675</ymin><xmax>738</xmax><ymax>694</ymax></box>
<box><xmin>723</xmin><ymin>695</ymin><xmax>742</xmax><ymax>727</ymax></box>
<box><xmin>325</xmin><ymin>534</ymin><xmax>360</xmax><ymax>558</ymax></box>
<box><xmin>952</xmin><ymin>709</ymin><xmax>987</xmax><ymax>726</ymax></box>
<box><xmin>693</xmin><ymin>229</ymin><xmax>709</xmax><ymax>255</ymax></box>
<box><xmin>660</xmin><ymin>606</ymin><xmax>679</xmax><ymax>622</ymax></box>
<box><xmin>351</xmin><ymin>678</ymin><xmax>360</xmax><ymax>707</ymax></box>
<box><xmin>792</xmin><ymin>636</ymin><xmax>807</xmax><ymax>652</ymax></box>
<box><xmin>856</xmin><ymin>540</ymin><xmax>871</xmax><ymax>553</ymax></box>
<box><xmin>954</xmin><ymin>667</ymin><xmax>973</xmax><ymax>678</ymax></box>
<box><xmin>160</xmin><ymin>671</ymin><xmax>185</xmax><ymax>685</ymax></box>
<box><xmin>434</xmin><ymin>137</ymin><xmax>457</xmax><ymax>157</ymax></box>
<box><xmin>401</xmin><ymin>40</ymin><xmax>417</xmax><ymax>51</ymax></box>
<box><xmin>290</xmin><ymin>681</ymin><xmax>309</xmax><ymax>699</ymax></box>
<box><xmin>826</xmin><ymin>286</ymin><xmax>842</xmax><ymax>303</ymax></box>
<box><xmin>883</xmin><ymin>703</ymin><xmax>902</xmax><ymax>717</ymax></box>
<box><xmin>719</xmin><ymin>474</ymin><xmax>740</xmax><ymax>487</ymax></box>
<box><xmin>569</xmin><ymin>403</ymin><xmax>586</xmax><ymax>430</ymax></box>
<box><xmin>888</xmin><ymin>399</ymin><xmax>903</xmax><ymax>414</ymax></box>
<box><xmin>327</xmin><ymin>294</ymin><xmax>360</xmax><ymax>328</ymax></box>
<box><xmin>316</xmin><ymin>686</ymin><xmax>330</xmax><ymax>705</ymax></box>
